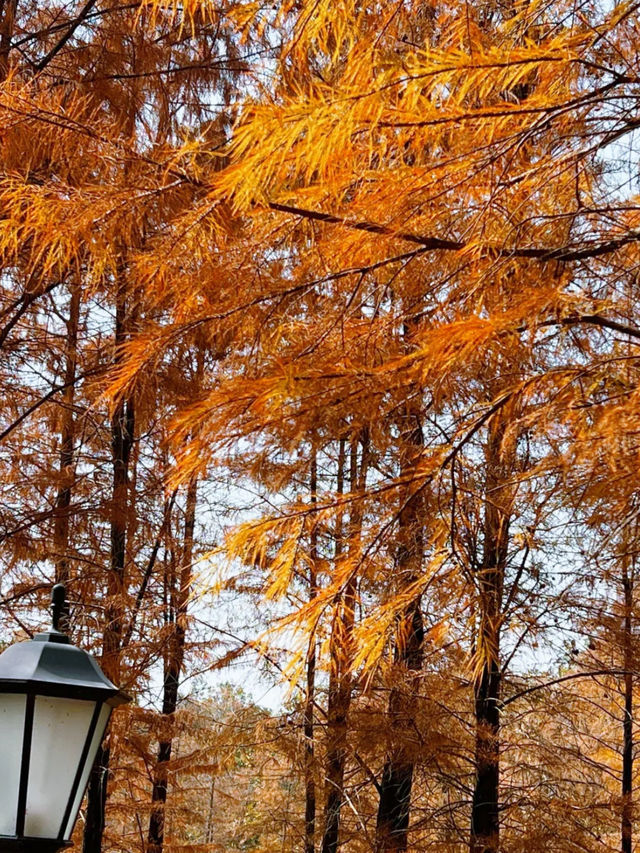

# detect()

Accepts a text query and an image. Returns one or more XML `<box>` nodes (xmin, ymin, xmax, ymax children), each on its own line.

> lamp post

<box><xmin>0</xmin><ymin>584</ymin><xmax>130</xmax><ymax>853</ymax></box>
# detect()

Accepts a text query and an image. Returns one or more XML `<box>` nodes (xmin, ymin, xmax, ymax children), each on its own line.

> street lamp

<box><xmin>0</xmin><ymin>584</ymin><xmax>130</xmax><ymax>853</ymax></box>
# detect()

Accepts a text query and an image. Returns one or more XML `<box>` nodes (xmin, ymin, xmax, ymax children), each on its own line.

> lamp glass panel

<box><xmin>63</xmin><ymin>703</ymin><xmax>111</xmax><ymax>840</ymax></box>
<box><xmin>0</xmin><ymin>694</ymin><xmax>26</xmax><ymax>835</ymax></box>
<box><xmin>24</xmin><ymin>696</ymin><xmax>96</xmax><ymax>838</ymax></box>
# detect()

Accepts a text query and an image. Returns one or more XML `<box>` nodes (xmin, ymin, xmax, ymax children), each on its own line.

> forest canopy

<box><xmin>0</xmin><ymin>1</ymin><xmax>639</xmax><ymax>852</ymax></box>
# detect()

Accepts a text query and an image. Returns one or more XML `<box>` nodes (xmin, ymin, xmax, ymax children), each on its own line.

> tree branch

<box><xmin>35</xmin><ymin>0</ymin><xmax>99</xmax><ymax>72</ymax></box>
<box><xmin>503</xmin><ymin>669</ymin><xmax>634</xmax><ymax>707</ymax></box>
<box><xmin>268</xmin><ymin>201</ymin><xmax>640</xmax><ymax>262</ymax></box>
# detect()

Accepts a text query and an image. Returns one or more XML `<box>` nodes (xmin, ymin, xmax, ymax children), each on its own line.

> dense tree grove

<box><xmin>1</xmin><ymin>1</ymin><xmax>640</xmax><ymax>851</ymax></box>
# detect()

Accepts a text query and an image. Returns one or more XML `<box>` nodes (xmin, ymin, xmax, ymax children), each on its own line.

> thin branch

<box><xmin>35</xmin><ymin>0</ymin><xmax>99</xmax><ymax>71</ymax></box>
<box><xmin>503</xmin><ymin>669</ymin><xmax>635</xmax><ymax>707</ymax></box>
<box><xmin>268</xmin><ymin>201</ymin><xmax>640</xmax><ymax>262</ymax></box>
<box><xmin>0</xmin><ymin>365</ymin><xmax>102</xmax><ymax>445</ymax></box>
<box><xmin>122</xmin><ymin>489</ymin><xmax>179</xmax><ymax>647</ymax></box>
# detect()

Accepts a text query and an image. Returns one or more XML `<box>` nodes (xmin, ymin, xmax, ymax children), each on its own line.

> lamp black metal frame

<box><xmin>0</xmin><ymin>585</ymin><xmax>130</xmax><ymax>853</ymax></box>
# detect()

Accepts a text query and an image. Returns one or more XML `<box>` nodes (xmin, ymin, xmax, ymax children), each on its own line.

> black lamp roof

<box><xmin>0</xmin><ymin>634</ymin><xmax>129</xmax><ymax>705</ymax></box>
<box><xmin>0</xmin><ymin>584</ymin><xmax>130</xmax><ymax>705</ymax></box>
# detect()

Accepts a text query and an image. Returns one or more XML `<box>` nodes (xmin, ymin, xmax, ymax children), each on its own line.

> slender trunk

<box><xmin>375</xmin><ymin>404</ymin><xmax>424</xmax><ymax>853</ymax></box>
<box><xmin>206</xmin><ymin>777</ymin><xmax>216</xmax><ymax>844</ymax></box>
<box><xmin>305</xmin><ymin>450</ymin><xmax>318</xmax><ymax>853</ymax></box>
<box><xmin>84</xmin><ymin>284</ymin><xmax>136</xmax><ymax>853</ymax></box>
<box><xmin>53</xmin><ymin>283</ymin><xmax>81</xmax><ymax>632</ymax></box>
<box><xmin>375</xmin><ymin>597</ymin><xmax>424</xmax><ymax>853</ymax></box>
<box><xmin>105</xmin><ymin>285</ymin><xmax>136</xmax><ymax>682</ymax></box>
<box><xmin>470</xmin><ymin>661</ymin><xmax>501</xmax><ymax>853</ymax></box>
<box><xmin>622</xmin><ymin>554</ymin><xmax>633</xmax><ymax>853</ymax></box>
<box><xmin>0</xmin><ymin>0</ymin><xmax>17</xmax><ymax>80</ymax></box>
<box><xmin>470</xmin><ymin>417</ymin><xmax>511</xmax><ymax>853</ymax></box>
<box><xmin>147</xmin><ymin>475</ymin><xmax>198</xmax><ymax>853</ymax></box>
<box><xmin>322</xmin><ymin>431</ymin><xmax>368</xmax><ymax>853</ymax></box>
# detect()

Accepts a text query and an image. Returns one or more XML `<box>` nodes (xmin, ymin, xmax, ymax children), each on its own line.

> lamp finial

<box><xmin>51</xmin><ymin>583</ymin><xmax>66</xmax><ymax>633</ymax></box>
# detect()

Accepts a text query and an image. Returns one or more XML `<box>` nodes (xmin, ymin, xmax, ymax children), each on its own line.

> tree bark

<box><xmin>53</xmin><ymin>282</ymin><xmax>81</xmax><ymax>633</ymax></box>
<box><xmin>0</xmin><ymin>0</ymin><xmax>17</xmax><ymax>81</ymax></box>
<box><xmin>305</xmin><ymin>449</ymin><xmax>318</xmax><ymax>853</ymax></box>
<box><xmin>205</xmin><ymin>777</ymin><xmax>216</xmax><ymax>845</ymax></box>
<box><xmin>147</xmin><ymin>474</ymin><xmax>198</xmax><ymax>853</ymax></box>
<box><xmin>375</xmin><ymin>397</ymin><xmax>424</xmax><ymax>853</ymax></box>
<box><xmin>622</xmin><ymin>551</ymin><xmax>633</xmax><ymax>853</ymax></box>
<box><xmin>470</xmin><ymin>661</ymin><xmax>501</xmax><ymax>853</ymax></box>
<box><xmin>321</xmin><ymin>431</ymin><xmax>368</xmax><ymax>853</ymax></box>
<box><xmin>83</xmin><ymin>283</ymin><xmax>136</xmax><ymax>853</ymax></box>
<box><xmin>470</xmin><ymin>416</ymin><xmax>511</xmax><ymax>853</ymax></box>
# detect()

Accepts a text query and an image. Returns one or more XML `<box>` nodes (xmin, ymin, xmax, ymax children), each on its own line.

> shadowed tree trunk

<box><xmin>147</xmin><ymin>473</ymin><xmax>198</xmax><ymax>853</ymax></box>
<box><xmin>375</xmin><ymin>595</ymin><xmax>424</xmax><ymax>853</ymax></box>
<box><xmin>321</xmin><ymin>431</ymin><xmax>368</xmax><ymax>853</ymax></box>
<box><xmin>53</xmin><ymin>282</ymin><xmax>81</xmax><ymax>632</ymax></box>
<box><xmin>205</xmin><ymin>777</ymin><xmax>216</xmax><ymax>845</ymax></box>
<box><xmin>84</xmin><ymin>282</ymin><xmax>136</xmax><ymax>853</ymax></box>
<box><xmin>470</xmin><ymin>415</ymin><xmax>513</xmax><ymax>853</ymax></box>
<box><xmin>622</xmin><ymin>547</ymin><xmax>633</xmax><ymax>853</ymax></box>
<box><xmin>375</xmin><ymin>305</ymin><xmax>427</xmax><ymax>853</ymax></box>
<box><xmin>0</xmin><ymin>0</ymin><xmax>17</xmax><ymax>80</ymax></box>
<box><xmin>305</xmin><ymin>449</ymin><xmax>319</xmax><ymax>853</ymax></box>
<box><xmin>375</xmin><ymin>404</ymin><xmax>425</xmax><ymax>851</ymax></box>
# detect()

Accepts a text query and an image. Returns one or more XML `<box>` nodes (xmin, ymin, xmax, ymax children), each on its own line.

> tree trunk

<box><xmin>53</xmin><ymin>282</ymin><xmax>81</xmax><ymax>632</ymax></box>
<box><xmin>321</xmin><ymin>431</ymin><xmax>368</xmax><ymax>853</ymax></box>
<box><xmin>622</xmin><ymin>552</ymin><xmax>633</xmax><ymax>853</ymax></box>
<box><xmin>0</xmin><ymin>0</ymin><xmax>17</xmax><ymax>80</ymax></box>
<box><xmin>470</xmin><ymin>417</ymin><xmax>511</xmax><ymax>853</ymax></box>
<box><xmin>375</xmin><ymin>596</ymin><xmax>424</xmax><ymax>853</ymax></box>
<box><xmin>470</xmin><ymin>661</ymin><xmax>501</xmax><ymax>853</ymax></box>
<box><xmin>147</xmin><ymin>474</ymin><xmax>198</xmax><ymax>853</ymax></box>
<box><xmin>84</xmin><ymin>284</ymin><xmax>136</xmax><ymax>853</ymax></box>
<box><xmin>375</xmin><ymin>397</ymin><xmax>425</xmax><ymax>853</ymax></box>
<box><xmin>305</xmin><ymin>449</ymin><xmax>318</xmax><ymax>853</ymax></box>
